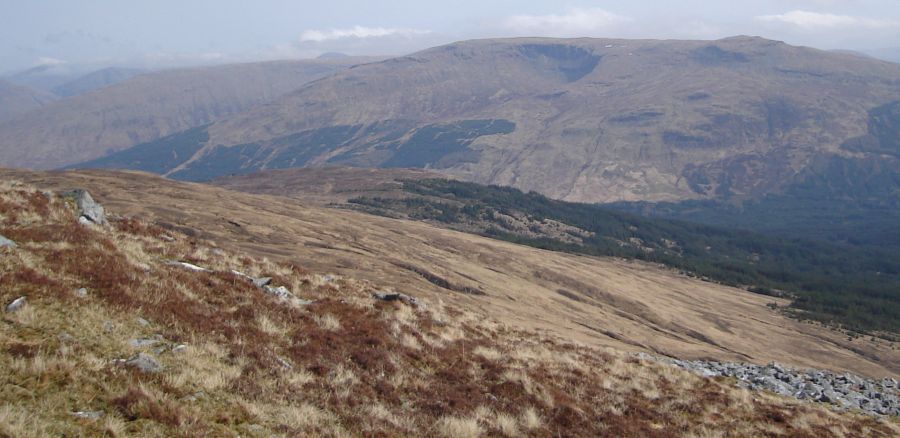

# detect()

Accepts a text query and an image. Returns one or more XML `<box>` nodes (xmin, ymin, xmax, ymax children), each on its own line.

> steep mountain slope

<box><xmin>50</xmin><ymin>67</ymin><xmax>146</xmax><ymax>97</ymax></box>
<box><xmin>77</xmin><ymin>36</ymin><xmax>900</xmax><ymax>203</ymax></box>
<box><xmin>0</xmin><ymin>79</ymin><xmax>58</xmax><ymax>122</ymax></box>
<box><xmin>213</xmin><ymin>166</ymin><xmax>450</xmax><ymax>204</ymax></box>
<box><xmin>610</xmin><ymin>110</ymin><xmax>900</xmax><ymax>249</ymax></box>
<box><xmin>0</xmin><ymin>58</ymin><xmax>377</xmax><ymax>169</ymax></box>
<box><xmin>3</xmin><ymin>168</ymin><xmax>897</xmax><ymax>380</ymax></box>
<box><xmin>2</xmin><ymin>179</ymin><xmax>897</xmax><ymax>436</ymax></box>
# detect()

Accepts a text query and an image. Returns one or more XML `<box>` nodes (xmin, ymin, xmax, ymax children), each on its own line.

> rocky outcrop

<box><xmin>641</xmin><ymin>354</ymin><xmax>900</xmax><ymax>417</ymax></box>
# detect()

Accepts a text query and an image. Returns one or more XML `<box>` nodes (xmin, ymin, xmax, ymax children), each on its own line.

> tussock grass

<box><xmin>1</xmin><ymin>181</ymin><xmax>898</xmax><ymax>437</ymax></box>
<box><xmin>436</xmin><ymin>415</ymin><xmax>482</xmax><ymax>438</ymax></box>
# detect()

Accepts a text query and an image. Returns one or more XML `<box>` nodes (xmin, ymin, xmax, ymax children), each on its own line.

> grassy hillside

<box><xmin>349</xmin><ymin>179</ymin><xmax>900</xmax><ymax>335</ymax></box>
<box><xmin>9</xmin><ymin>169</ymin><xmax>899</xmax><ymax>377</ymax></box>
<box><xmin>6</xmin><ymin>181</ymin><xmax>898</xmax><ymax>436</ymax></box>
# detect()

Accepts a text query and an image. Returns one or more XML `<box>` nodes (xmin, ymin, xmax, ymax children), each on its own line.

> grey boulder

<box><xmin>61</xmin><ymin>189</ymin><xmax>106</xmax><ymax>225</ymax></box>
<box><xmin>124</xmin><ymin>353</ymin><xmax>162</xmax><ymax>373</ymax></box>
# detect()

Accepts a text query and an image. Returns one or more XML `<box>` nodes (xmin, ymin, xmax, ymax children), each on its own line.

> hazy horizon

<box><xmin>3</xmin><ymin>0</ymin><xmax>900</xmax><ymax>75</ymax></box>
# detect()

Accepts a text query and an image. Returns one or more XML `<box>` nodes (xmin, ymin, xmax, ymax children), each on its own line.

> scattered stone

<box><xmin>124</xmin><ymin>353</ymin><xmax>162</xmax><ymax>373</ymax></box>
<box><xmin>275</xmin><ymin>356</ymin><xmax>294</xmax><ymax>371</ymax></box>
<box><xmin>230</xmin><ymin>269</ymin><xmax>252</xmax><ymax>279</ymax></box>
<box><xmin>266</xmin><ymin>285</ymin><xmax>308</xmax><ymax>303</ymax></box>
<box><xmin>263</xmin><ymin>285</ymin><xmax>294</xmax><ymax>300</ymax></box>
<box><xmin>160</xmin><ymin>235</ymin><xmax>176</xmax><ymax>242</ymax></box>
<box><xmin>373</xmin><ymin>291</ymin><xmax>425</xmax><ymax>309</ymax></box>
<box><xmin>253</xmin><ymin>277</ymin><xmax>273</xmax><ymax>288</ymax></box>
<box><xmin>75</xmin><ymin>288</ymin><xmax>88</xmax><ymax>298</ymax></box>
<box><xmin>166</xmin><ymin>260</ymin><xmax>212</xmax><ymax>273</ymax></box>
<box><xmin>129</xmin><ymin>338</ymin><xmax>161</xmax><ymax>348</ymax></box>
<box><xmin>0</xmin><ymin>234</ymin><xmax>16</xmax><ymax>248</ymax></box>
<box><xmin>61</xmin><ymin>189</ymin><xmax>106</xmax><ymax>225</ymax></box>
<box><xmin>172</xmin><ymin>344</ymin><xmax>188</xmax><ymax>354</ymax></box>
<box><xmin>70</xmin><ymin>411</ymin><xmax>104</xmax><ymax>420</ymax></box>
<box><xmin>136</xmin><ymin>317</ymin><xmax>150</xmax><ymax>327</ymax></box>
<box><xmin>645</xmin><ymin>354</ymin><xmax>899</xmax><ymax>417</ymax></box>
<box><xmin>182</xmin><ymin>391</ymin><xmax>205</xmax><ymax>402</ymax></box>
<box><xmin>5</xmin><ymin>296</ymin><xmax>26</xmax><ymax>313</ymax></box>
<box><xmin>233</xmin><ymin>269</ymin><xmax>313</xmax><ymax>304</ymax></box>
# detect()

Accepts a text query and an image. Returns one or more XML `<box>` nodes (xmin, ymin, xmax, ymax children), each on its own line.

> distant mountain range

<box><xmin>66</xmin><ymin>36</ymin><xmax>900</xmax><ymax>207</ymax></box>
<box><xmin>0</xmin><ymin>57</ymin><xmax>378</xmax><ymax>169</ymax></box>
<box><xmin>50</xmin><ymin>67</ymin><xmax>147</xmax><ymax>97</ymax></box>
<box><xmin>3</xmin><ymin>63</ymin><xmax>87</xmax><ymax>92</ymax></box>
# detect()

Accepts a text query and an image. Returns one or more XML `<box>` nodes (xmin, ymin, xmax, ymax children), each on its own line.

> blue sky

<box><xmin>2</xmin><ymin>0</ymin><xmax>900</xmax><ymax>72</ymax></box>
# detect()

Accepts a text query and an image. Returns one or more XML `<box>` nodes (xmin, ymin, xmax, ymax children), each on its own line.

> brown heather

<box><xmin>0</xmin><ymin>179</ymin><xmax>898</xmax><ymax>437</ymax></box>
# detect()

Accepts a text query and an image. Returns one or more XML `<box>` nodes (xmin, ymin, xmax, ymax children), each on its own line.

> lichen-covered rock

<box><xmin>61</xmin><ymin>189</ymin><xmax>106</xmax><ymax>225</ymax></box>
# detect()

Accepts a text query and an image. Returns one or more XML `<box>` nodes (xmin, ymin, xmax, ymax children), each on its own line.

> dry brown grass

<box><xmin>1</xmin><ymin>179</ymin><xmax>899</xmax><ymax>437</ymax></box>
<box><xmin>5</xmin><ymin>168</ymin><xmax>899</xmax><ymax>381</ymax></box>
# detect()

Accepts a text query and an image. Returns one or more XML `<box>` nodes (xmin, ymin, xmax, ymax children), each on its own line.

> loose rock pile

<box><xmin>640</xmin><ymin>353</ymin><xmax>899</xmax><ymax>417</ymax></box>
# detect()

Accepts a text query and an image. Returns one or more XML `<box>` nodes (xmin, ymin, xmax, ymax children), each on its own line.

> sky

<box><xmin>2</xmin><ymin>0</ymin><xmax>900</xmax><ymax>73</ymax></box>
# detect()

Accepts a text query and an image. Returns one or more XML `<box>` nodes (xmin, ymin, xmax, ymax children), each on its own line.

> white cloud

<box><xmin>299</xmin><ymin>26</ymin><xmax>430</xmax><ymax>43</ymax></box>
<box><xmin>501</xmin><ymin>7</ymin><xmax>631</xmax><ymax>37</ymax></box>
<box><xmin>36</xmin><ymin>56</ymin><xmax>66</xmax><ymax>66</ymax></box>
<box><xmin>756</xmin><ymin>10</ymin><xmax>899</xmax><ymax>29</ymax></box>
